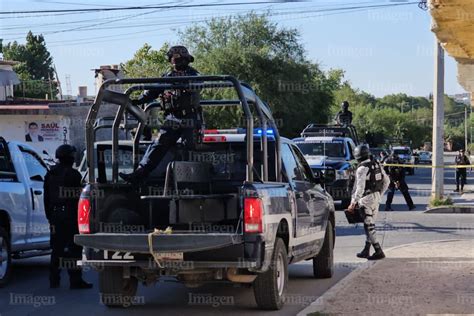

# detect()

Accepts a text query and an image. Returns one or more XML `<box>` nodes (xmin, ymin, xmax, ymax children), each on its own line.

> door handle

<box><xmin>34</xmin><ymin>190</ymin><xmax>42</xmax><ymax>195</ymax></box>
<box><xmin>30</xmin><ymin>188</ymin><xmax>35</xmax><ymax>210</ymax></box>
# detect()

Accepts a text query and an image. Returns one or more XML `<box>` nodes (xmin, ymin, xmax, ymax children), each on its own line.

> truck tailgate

<box><xmin>75</xmin><ymin>233</ymin><xmax>243</xmax><ymax>253</ymax></box>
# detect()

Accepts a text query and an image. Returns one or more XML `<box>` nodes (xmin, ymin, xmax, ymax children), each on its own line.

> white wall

<box><xmin>0</xmin><ymin>115</ymin><xmax>71</xmax><ymax>158</ymax></box>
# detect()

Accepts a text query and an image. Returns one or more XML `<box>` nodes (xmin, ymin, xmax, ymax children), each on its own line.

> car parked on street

<box><xmin>0</xmin><ymin>137</ymin><xmax>50</xmax><ymax>286</ymax></box>
<box><xmin>417</xmin><ymin>151</ymin><xmax>432</xmax><ymax>164</ymax></box>
<box><xmin>74</xmin><ymin>76</ymin><xmax>336</xmax><ymax>310</ymax></box>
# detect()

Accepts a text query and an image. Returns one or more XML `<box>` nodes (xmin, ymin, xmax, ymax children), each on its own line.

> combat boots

<box><xmin>356</xmin><ymin>242</ymin><xmax>371</xmax><ymax>258</ymax></box>
<box><xmin>119</xmin><ymin>167</ymin><xmax>146</xmax><ymax>184</ymax></box>
<box><xmin>368</xmin><ymin>243</ymin><xmax>385</xmax><ymax>260</ymax></box>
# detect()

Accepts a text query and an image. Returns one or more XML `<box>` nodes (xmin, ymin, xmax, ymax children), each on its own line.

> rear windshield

<box><xmin>296</xmin><ymin>142</ymin><xmax>345</xmax><ymax>158</ymax></box>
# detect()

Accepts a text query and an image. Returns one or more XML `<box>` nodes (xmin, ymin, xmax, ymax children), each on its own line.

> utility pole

<box><xmin>431</xmin><ymin>40</ymin><xmax>445</xmax><ymax>200</ymax></box>
<box><xmin>465</xmin><ymin>105</ymin><xmax>468</xmax><ymax>151</ymax></box>
<box><xmin>470</xmin><ymin>105</ymin><xmax>473</xmax><ymax>154</ymax></box>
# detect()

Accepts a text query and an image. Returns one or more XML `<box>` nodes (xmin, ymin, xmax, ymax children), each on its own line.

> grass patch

<box><xmin>429</xmin><ymin>196</ymin><xmax>453</xmax><ymax>207</ymax></box>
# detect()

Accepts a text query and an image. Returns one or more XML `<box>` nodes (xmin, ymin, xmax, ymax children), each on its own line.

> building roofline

<box><xmin>0</xmin><ymin>60</ymin><xmax>20</xmax><ymax>66</ymax></box>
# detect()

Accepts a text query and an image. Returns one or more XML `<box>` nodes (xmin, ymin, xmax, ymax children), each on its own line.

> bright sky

<box><xmin>0</xmin><ymin>0</ymin><xmax>466</xmax><ymax>98</ymax></box>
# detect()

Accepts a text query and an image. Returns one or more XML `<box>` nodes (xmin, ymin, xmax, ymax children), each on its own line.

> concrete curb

<box><xmin>296</xmin><ymin>261</ymin><xmax>376</xmax><ymax>316</ymax></box>
<box><xmin>425</xmin><ymin>206</ymin><xmax>474</xmax><ymax>213</ymax></box>
<box><xmin>383</xmin><ymin>238</ymin><xmax>467</xmax><ymax>253</ymax></box>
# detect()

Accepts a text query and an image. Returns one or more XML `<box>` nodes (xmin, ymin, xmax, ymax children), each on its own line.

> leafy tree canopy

<box><xmin>3</xmin><ymin>31</ymin><xmax>57</xmax><ymax>99</ymax></box>
<box><xmin>179</xmin><ymin>13</ymin><xmax>343</xmax><ymax>136</ymax></box>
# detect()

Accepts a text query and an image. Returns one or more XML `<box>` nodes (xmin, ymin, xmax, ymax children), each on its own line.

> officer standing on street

<box><xmin>348</xmin><ymin>145</ymin><xmax>390</xmax><ymax>260</ymax></box>
<box><xmin>384</xmin><ymin>152</ymin><xmax>416</xmax><ymax>211</ymax></box>
<box><xmin>454</xmin><ymin>149</ymin><xmax>470</xmax><ymax>193</ymax></box>
<box><xmin>335</xmin><ymin>101</ymin><xmax>353</xmax><ymax>126</ymax></box>
<box><xmin>120</xmin><ymin>45</ymin><xmax>202</xmax><ymax>183</ymax></box>
<box><xmin>44</xmin><ymin>145</ymin><xmax>92</xmax><ymax>289</ymax></box>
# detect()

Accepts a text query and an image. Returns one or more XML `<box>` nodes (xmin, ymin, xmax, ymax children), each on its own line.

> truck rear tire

<box><xmin>253</xmin><ymin>238</ymin><xmax>288</xmax><ymax>310</ymax></box>
<box><xmin>99</xmin><ymin>267</ymin><xmax>138</xmax><ymax>307</ymax></box>
<box><xmin>313</xmin><ymin>221</ymin><xmax>334</xmax><ymax>279</ymax></box>
<box><xmin>0</xmin><ymin>227</ymin><xmax>11</xmax><ymax>287</ymax></box>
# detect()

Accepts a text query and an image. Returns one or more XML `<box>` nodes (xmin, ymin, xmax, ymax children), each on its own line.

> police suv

<box><xmin>294</xmin><ymin>124</ymin><xmax>358</xmax><ymax>209</ymax></box>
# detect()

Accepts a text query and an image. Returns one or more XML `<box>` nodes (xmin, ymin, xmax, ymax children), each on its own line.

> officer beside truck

<box><xmin>348</xmin><ymin>144</ymin><xmax>390</xmax><ymax>260</ymax></box>
<box><xmin>44</xmin><ymin>144</ymin><xmax>92</xmax><ymax>289</ymax></box>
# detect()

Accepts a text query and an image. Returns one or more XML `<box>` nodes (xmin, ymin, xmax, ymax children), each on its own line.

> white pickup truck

<box><xmin>0</xmin><ymin>137</ymin><xmax>50</xmax><ymax>286</ymax></box>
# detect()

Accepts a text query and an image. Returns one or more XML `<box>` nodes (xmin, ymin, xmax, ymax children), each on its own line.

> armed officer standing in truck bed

<box><xmin>120</xmin><ymin>45</ymin><xmax>202</xmax><ymax>183</ymax></box>
<box><xmin>334</xmin><ymin>101</ymin><xmax>353</xmax><ymax>126</ymax></box>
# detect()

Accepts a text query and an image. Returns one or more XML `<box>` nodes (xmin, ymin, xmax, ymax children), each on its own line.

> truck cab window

<box><xmin>281</xmin><ymin>143</ymin><xmax>303</xmax><ymax>182</ymax></box>
<box><xmin>20</xmin><ymin>149</ymin><xmax>47</xmax><ymax>181</ymax></box>
<box><xmin>291</xmin><ymin>145</ymin><xmax>314</xmax><ymax>182</ymax></box>
<box><xmin>347</xmin><ymin>140</ymin><xmax>355</xmax><ymax>159</ymax></box>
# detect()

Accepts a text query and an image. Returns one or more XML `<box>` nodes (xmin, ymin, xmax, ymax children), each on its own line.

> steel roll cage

<box><xmin>85</xmin><ymin>75</ymin><xmax>282</xmax><ymax>184</ymax></box>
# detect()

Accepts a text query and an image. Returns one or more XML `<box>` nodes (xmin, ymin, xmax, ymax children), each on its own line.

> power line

<box><xmin>32</xmin><ymin>0</ymin><xmax>131</xmax><ymax>7</ymax></box>
<box><xmin>43</xmin><ymin>2</ymin><xmax>419</xmax><ymax>48</ymax></box>
<box><xmin>1</xmin><ymin>1</ymin><xmax>175</xmax><ymax>30</ymax></box>
<box><xmin>2</xmin><ymin>1</ymin><xmax>419</xmax><ymax>41</ymax></box>
<box><xmin>0</xmin><ymin>1</ymin><xmax>285</xmax><ymax>15</ymax></box>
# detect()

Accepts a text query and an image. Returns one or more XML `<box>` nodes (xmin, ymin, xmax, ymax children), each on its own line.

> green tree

<box><xmin>121</xmin><ymin>43</ymin><xmax>170</xmax><ymax>78</ymax></box>
<box><xmin>179</xmin><ymin>13</ymin><xmax>343</xmax><ymax>137</ymax></box>
<box><xmin>3</xmin><ymin>31</ymin><xmax>57</xmax><ymax>99</ymax></box>
<box><xmin>331</xmin><ymin>81</ymin><xmax>376</xmax><ymax>116</ymax></box>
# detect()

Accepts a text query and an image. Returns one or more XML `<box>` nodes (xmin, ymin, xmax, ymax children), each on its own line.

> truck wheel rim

<box><xmin>0</xmin><ymin>239</ymin><xmax>7</xmax><ymax>278</ymax></box>
<box><xmin>276</xmin><ymin>252</ymin><xmax>285</xmax><ymax>297</ymax></box>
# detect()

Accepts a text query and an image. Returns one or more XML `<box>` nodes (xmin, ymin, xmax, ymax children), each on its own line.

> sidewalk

<box><xmin>299</xmin><ymin>239</ymin><xmax>474</xmax><ymax>315</ymax></box>
<box><xmin>452</xmin><ymin>190</ymin><xmax>474</xmax><ymax>206</ymax></box>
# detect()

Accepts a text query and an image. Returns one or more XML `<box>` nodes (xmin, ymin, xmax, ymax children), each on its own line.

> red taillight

<box><xmin>203</xmin><ymin>135</ymin><xmax>227</xmax><ymax>142</ymax></box>
<box><xmin>78</xmin><ymin>197</ymin><xmax>91</xmax><ymax>234</ymax></box>
<box><xmin>244</xmin><ymin>197</ymin><xmax>263</xmax><ymax>233</ymax></box>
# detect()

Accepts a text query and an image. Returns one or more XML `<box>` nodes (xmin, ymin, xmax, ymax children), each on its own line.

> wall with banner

<box><xmin>0</xmin><ymin>115</ymin><xmax>70</xmax><ymax>160</ymax></box>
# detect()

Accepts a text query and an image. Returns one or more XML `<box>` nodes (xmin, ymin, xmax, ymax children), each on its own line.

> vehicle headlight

<box><xmin>336</xmin><ymin>169</ymin><xmax>350</xmax><ymax>180</ymax></box>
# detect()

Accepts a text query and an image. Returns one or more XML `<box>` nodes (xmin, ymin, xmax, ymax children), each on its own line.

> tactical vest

<box><xmin>162</xmin><ymin>68</ymin><xmax>201</xmax><ymax>118</ymax></box>
<box><xmin>360</xmin><ymin>160</ymin><xmax>384</xmax><ymax>195</ymax></box>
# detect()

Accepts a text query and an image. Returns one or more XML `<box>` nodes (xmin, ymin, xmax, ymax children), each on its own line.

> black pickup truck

<box><xmin>74</xmin><ymin>76</ymin><xmax>335</xmax><ymax>310</ymax></box>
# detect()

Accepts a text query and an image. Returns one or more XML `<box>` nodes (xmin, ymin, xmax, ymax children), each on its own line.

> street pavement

<box><xmin>1</xmin><ymin>153</ymin><xmax>473</xmax><ymax>315</ymax></box>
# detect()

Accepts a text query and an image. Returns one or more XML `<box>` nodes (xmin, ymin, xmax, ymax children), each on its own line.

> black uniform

<box><xmin>44</xmin><ymin>163</ymin><xmax>83</xmax><ymax>285</ymax></box>
<box><xmin>384</xmin><ymin>156</ymin><xmax>415</xmax><ymax>211</ymax></box>
<box><xmin>134</xmin><ymin>66</ymin><xmax>202</xmax><ymax>177</ymax></box>
<box><xmin>455</xmin><ymin>154</ymin><xmax>470</xmax><ymax>191</ymax></box>
<box><xmin>335</xmin><ymin>110</ymin><xmax>353</xmax><ymax>126</ymax></box>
